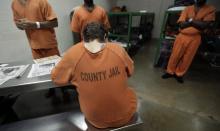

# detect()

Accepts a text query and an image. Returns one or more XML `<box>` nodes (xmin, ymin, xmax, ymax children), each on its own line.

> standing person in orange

<box><xmin>11</xmin><ymin>0</ymin><xmax>68</xmax><ymax>98</ymax></box>
<box><xmin>70</xmin><ymin>0</ymin><xmax>111</xmax><ymax>44</ymax></box>
<box><xmin>51</xmin><ymin>22</ymin><xmax>137</xmax><ymax>128</ymax></box>
<box><xmin>162</xmin><ymin>0</ymin><xmax>216</xmax><ymax>83</ymax></box>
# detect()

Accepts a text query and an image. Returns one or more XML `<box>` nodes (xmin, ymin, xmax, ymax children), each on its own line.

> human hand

<box><xmin>21</xmin><ymin>18</ymin><xmax>37</xmax><ymax>30</ymax></box>
<box><xmin>16</xmin><ymin>19</ymin><xmax>25</xmax><ymax>30</ymax></box>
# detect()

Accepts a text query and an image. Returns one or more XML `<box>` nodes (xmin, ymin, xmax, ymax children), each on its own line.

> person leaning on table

<box><xmin>51</xmin><ymin>22</ymin><xmax>137</xmax><ymax>128</ymax></box>
<box><xmin>11</xmin><ymin>0</ymin><xmax>68</xmax><ymax>98</ymax></box>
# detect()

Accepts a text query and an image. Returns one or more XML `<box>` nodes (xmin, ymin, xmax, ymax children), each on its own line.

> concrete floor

<box><xmin>12</xmin><ymin>39</ymin><xmax>220</xmax><ymax>131</ymax></box>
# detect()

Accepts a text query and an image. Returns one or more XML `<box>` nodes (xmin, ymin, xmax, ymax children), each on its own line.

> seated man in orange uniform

<box><xmin>11</xmin><ymin>0</ymin><xmax>68</xmax><ymax>98</ymax></box>
<box><xmin>162</xmin><ymin>0</ymin><xmax>216</xmax><ymax>83</ymax></box>
<box><xmin>51</xmin><ymin>22</ymin><xmax>137</xmax><ymax>128</ymax></box>
<box><xmin>70</xmin><ymin>0</ymin><xmax>110</xmax><ymax>44</ymax></box>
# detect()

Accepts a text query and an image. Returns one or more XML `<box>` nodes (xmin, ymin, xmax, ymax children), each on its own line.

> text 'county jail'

<box><xmin>81</xmin><ymin>66</ymin><xmax>120</xmax><ymax>82</ymax></box>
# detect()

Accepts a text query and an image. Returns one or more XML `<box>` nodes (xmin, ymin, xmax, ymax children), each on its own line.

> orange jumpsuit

<box><xmin>167</xmin><ymin>4</ymin><xmax>216</xmax><ymax>77</ymax></box>
<box><xmin>11</xmin><ymin>0</ymin><xmax>60</xmax><ymax>59</ymax></box>
<box><xmin>51</xmin><ymin>42</ymin><xmax>137</xmax><ymax>128</ymax></box>
<box><xmin>70</xmin><ymin>6</ymin><xmax>111</xmax><ymax>42</ymax></box>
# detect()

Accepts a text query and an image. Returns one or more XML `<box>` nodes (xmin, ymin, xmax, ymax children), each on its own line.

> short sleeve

<box><xmin>203</xmin><ymin>7</ymin><xmax>216</xmax><ymax>22</ymax></box>
<box><xmin>102</xmin><ymin>10</ymin><xmax>111</xmax><ymax>29</ymax></box>
<box><xmin>107</xmin><ymin>43</ymin><xmax>134</xmax><ymax>77</ymax></box>
<box><xmin>177</xmin><ymin>7</ymin><xmax>188</xmax><ymax>23</ymax></box>
<box><xmin>123</xmin><ymin>49</ymin><xmax>134</xmax><ymax>77</ymax></box>
<box><xmin>11</xmin><ymin>1</ymin><xmax>20</xmax><ymax>23</ymax></box>
<box><xmin>40</xmin><ymin>0</ymin><xmax>57</xmax><ymax>21</ymax></box>
<box><xmin>70</xmin><ymin>11</ymin><xmax>80</xmax><ymax>33</ymax></box>
<box><xmin>51</xmin><ymin>52</ymin><xmax>73</xmax><ymax>86</ymax></box>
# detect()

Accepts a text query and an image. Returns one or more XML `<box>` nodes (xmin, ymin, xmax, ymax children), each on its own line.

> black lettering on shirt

<box><xmin>98</xmin><ymin>72</ymin><xmax>102</xmax><ymax>81</ymax></box>
<box><xmin>109</xmin><ymin>66</ymin><xmax>120</xmax><ymax>78</ymax></box>
<box><xmin>102</xmin><ymin>70</ymin><xmax>106</xmax><ymax>80</ymax></box>
<box><xmin>88</xmin><ymin>73</ymin><xmax>93</xmax><ymax>82</ymax></box>
<box><xmin>93</xmin><ymin>73</ymin><xmax>99</xmax><ymax>82</ymax></box>
<box><xmin>84</xmin><ymin>73</ymin><xmax>88</xmax><ymax>81</ymax></box>
<box><xmin>81</xmin><ymin>72</ymin><xmax>84</xmax><ymax>81</ymax></box>
<box><xmin>109</xmin><ymin>68</ymin><xmax>115</xmax><ymax>78</ymax></box>
<box><xmin>81</xmin><ymin>67</ymin><xmax>120</xmax><ymax>82</ymax></box>
<box><xmin>116</xmin><ymin>66</ymin><xmax>120</xmax><ymax>75</ymax></box>
<box><xmin>109</xmin><ymin>68</ymin><xmax>112</xmax><ymax>78</ymax></box>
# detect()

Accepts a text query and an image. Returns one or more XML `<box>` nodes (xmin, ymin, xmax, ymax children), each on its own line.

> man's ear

<box><xmin>104</xmin><ymin>34</ymin><xmax>106</xmax><ymax>39</ymax></box>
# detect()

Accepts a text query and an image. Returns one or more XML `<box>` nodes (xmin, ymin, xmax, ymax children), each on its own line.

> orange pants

<box><xmin>31</xmin><ymin>47</ymin><xmax>60</xmax><ymax>59</ymax></box>
<box><xmin>86</xmin><ymin>87</ymin><xmax>137</xmax><ymax>129</ymax></box>
<box><xmin>167</xmin><ymin>33</ymin><xmax>201</xmax><ymax>77</ymax></box>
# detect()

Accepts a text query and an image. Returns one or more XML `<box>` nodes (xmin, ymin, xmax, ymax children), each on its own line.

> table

<box><xmin>0</xmin><ymin>60</ymin><xmax>67</xmax><ymax>96</ymax></box>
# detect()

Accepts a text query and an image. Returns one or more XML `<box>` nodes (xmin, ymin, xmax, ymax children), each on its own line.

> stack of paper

<box><xmin>28</xmin><ymin>55</ymin><xmax>61</xmax><ymax>78</ymax></box>
<box><xmin>0</xmin><ymin>65</ymin><xmax>30</xmax><ymax>85</ymax></box>
<box><xmin>0</xmin><ymin>63</ymin><xmax>8</xmax><ymax>67</ymax></box>
<box><xmin>34</xmin><ymin>55</ymin><xmax>61</xmax><ymax>64</ymax></box>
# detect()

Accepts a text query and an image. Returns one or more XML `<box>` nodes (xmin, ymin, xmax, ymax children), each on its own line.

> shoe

<box><xmin>176</xmin><ymin>77</ymin><xmax>184</xmax><ymax>83</ymax></box>
<box><xmin>162</xmin><ymin>73</ymin><xmax>173</xmax><ymax>79</ymax></box>
<box><xmin>45</xmin><ymin>88</ymin><xmax>55</xmax><ymax>98</ymax></box>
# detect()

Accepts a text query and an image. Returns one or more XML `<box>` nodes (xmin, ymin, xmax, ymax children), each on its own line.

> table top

<box><xmin>0</xmin><ymin>60</ymin><xmax>58</xmax><ymax>96</ymax></box>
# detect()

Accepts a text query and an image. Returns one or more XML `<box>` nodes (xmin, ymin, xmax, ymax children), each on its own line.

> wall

<box><xmin>0</xmin><ymin>0</ymin><xmax>219</xmax><ymax>63</ymax></box>
<box><xmin>117</xmin><ymin>0</ymin><xmax>220</xmax><ymax>38</ymax></box>
<box><xmin>0</xmin><ymin>0</ymin><xmax>117</xmax><ymax>63</ymax></box>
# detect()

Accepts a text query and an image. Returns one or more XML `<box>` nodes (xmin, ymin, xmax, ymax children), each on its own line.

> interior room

<box><xmin>0</xmin><ymin>0</ymin><xmax>220</xmax><ymax>130</ymax></box>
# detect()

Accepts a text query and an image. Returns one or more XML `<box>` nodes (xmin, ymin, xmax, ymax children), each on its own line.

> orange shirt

<box><xmin>70</xmin><ymin>6</ymin><xmax>111</xmax><ymax>42</ymax></box>
<box><xmin>177</xmin><ymin>4</ymin><xmax>216</xmax><ymax>35</ymax></box>
<box><xmin>11</xmin><ymin>0</ymin><xmax>58</xmax><ymax>49</ymax></box>
<box><xmin>51</xmin><ymin>42</ymin><xmax>135</xmax><ymax>124</ymax></box>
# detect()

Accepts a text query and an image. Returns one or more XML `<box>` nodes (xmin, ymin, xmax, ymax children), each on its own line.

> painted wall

<box><xmin>0</xmin><ymin>0</ymin><xmax>117</xmax><ymax>63</ymax></box>
<box><xmin>117</xmin><ymin>0</ymin><xmax>220</xmax><ymax>38</ymax></box>
<box><xmin>0</xmin><ymin>0</ymin><xmax>219</xmax><ymax>62</ymax></box>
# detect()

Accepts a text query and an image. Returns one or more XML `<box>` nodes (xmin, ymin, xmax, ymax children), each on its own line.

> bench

<box><xmin>0</xmin><ymin>109</ymin><xmax>143</xmax><ymax>131</ymax></box>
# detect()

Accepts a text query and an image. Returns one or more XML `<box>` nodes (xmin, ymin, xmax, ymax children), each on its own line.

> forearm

<box><xmin>74</xmin><ymin>32</ymin><xmax>81</xmax><ymax>44</ymax></box>
<box><xmin>190</xmin><ymin>20</ymin><xmax>207</xmax><ymax>30</ymax></box>
<box><xmin>40</xmin><ymin>19</ymin><xmax>58</xmax><ymax>28</ymax></box>
<box><xmin>179</xmin><ymin>21</ymin><xmax>191</xmax><ymax>29</ymax></box>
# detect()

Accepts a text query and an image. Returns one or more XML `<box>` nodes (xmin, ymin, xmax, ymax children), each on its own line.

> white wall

<box><xmin>1</xmin><ymin>0</ymin><xmax>219</xmax><ymax>63</ymax></box>
<box><xmin>117</xmin><ymin>0</ymin><xmax>220</xmax><ymax>38</ymax></box>
<box><xmin>0</xmin><ymin>0</ymin><xmax>117</xmax><ymax>63</ymax></box>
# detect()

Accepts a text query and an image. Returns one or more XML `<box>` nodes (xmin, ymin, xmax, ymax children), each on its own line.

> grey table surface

<box><xmin>0</xmin><ymin>109</ymin><xmax>143</xmax><ymax>131</ymax></box>
<box><xmin>0</xmin><ymin>60</ymin><xmax>60</xmax><ymax>96</ymax></box>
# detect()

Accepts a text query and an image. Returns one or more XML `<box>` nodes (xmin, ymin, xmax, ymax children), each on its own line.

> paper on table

<box><xmin>11</xmin><ymin>65</ymin><xmax>30</xmax><ymax>79</ymax></box>
<box><xmin>27</xmin><ymin>60</ymin><xmax>59</xmax><ymax>78</ymax></box>
<box><xmin>34</xmin><ymin>55</ymin><xmax>61</xmax><ymax>64</ymax></box>
<box><xmin>0</xmin><ymin>65</ymin><xmax>29</xmax><ymax>79</ymax></box>
<box><xmin>0</xmin><ymin>78</ymin><xmax>10</xmax><ymax>85</ymax></box>
<box><xmin>0</xmin><ymin>65</ymin><xmax>29</xmax><ymax>85</ymax></box>
<box><xmin>0</xmin><ymin>64</ymin><xmax>9</xmax><ymax>67</ymax></box>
